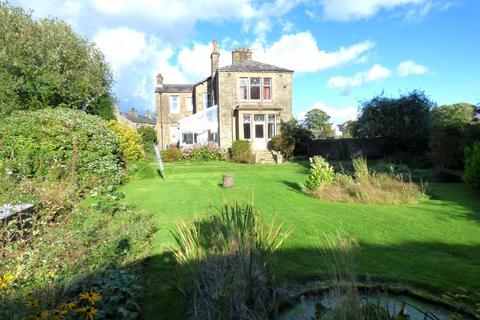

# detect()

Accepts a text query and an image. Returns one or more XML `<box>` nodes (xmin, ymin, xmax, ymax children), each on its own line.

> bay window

<box><xmin>239</xmin><ymin>77</ymin><xmax>272</xmax><ymax>101</ymax></box>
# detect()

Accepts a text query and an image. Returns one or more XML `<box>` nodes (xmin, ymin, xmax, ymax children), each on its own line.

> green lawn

<box><xmin>121</xmin><ymin>161</ymin><xmax>480</xmax><ymax>319</ymax></box>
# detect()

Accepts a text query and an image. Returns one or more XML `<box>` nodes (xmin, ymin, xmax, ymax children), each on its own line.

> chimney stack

<box><xmin>145</xmin><ymin>111</ymin><xmax>152</xmax><ymax>119</ymax></box>
<box><xmin>210</xmin><ymin>39</ymin><xmax>220</xmax><ymax>78</ymax></box>
<box><xmin>129</xmin><ymin>107</ymin><xmax>138</xmax><ymax>117</ymax></box>
<box><xmin>232</xmin><ymin>48</ymin><xmax>252</xmax><ymax>64</ymax></box>
<box><xmin>156</xmin><ymin>73</ymin><xmax>163</xmax><ymax>87</ymax></box>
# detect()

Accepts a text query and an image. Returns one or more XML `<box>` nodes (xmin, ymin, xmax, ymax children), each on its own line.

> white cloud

<box><xmin>397</xmin><ymin>60</ymin><xmax>428</xmax><ymax>76</ymax></box>
<box><xmin>93</xmin><ymin>27</ymin><xmax>146</xmax><ymax>73</ymax></box>
<box><xmin>252</xmin><ymin>32</ymin><xmax>374</xmax><ymax>73</ymax></box>
<box><xmin>327</xmin><ymin>64</ymin><xmax>391</xmax><ymax>94</ymax></box>
<box><xmin>321</xmin><ymin>0</ymin><xmax>435</xmax><ymax>21</ymax></box>
<box><xmin>177</xmin><ymin>43</ymin><xmax>231</xmax><ymax>82</ymax></box>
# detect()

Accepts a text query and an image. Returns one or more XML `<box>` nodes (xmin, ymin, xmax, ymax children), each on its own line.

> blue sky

<box><xmin>11</xmin><ymin>0</ymin><xmax>480</xmax><ymax>124</ymax></box>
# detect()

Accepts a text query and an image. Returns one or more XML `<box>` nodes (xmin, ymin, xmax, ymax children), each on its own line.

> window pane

<box><xmin>250</xmin><ymin>77</ymin><xmax>261</xmax><ymax>86</ymax></box>
<box><xmin>254</xmin><ymin>114</ymin><xmax>265</xmax><ymax>122</ymax></box>
<box><xmin>243</xmin><ymin>123</ymin><xmax>251</xmax><ymax>139</ymax></box>
<box><xmin>263</xmin><ymin>86</ymin><xmax>271</xmax><ymax>100</ymax></box>
<box><xmin>243</xmin><ymin>114</ymin><xmax>251</xmax><ymax>123</ymax></box>
<box><xmin>255</xmin><ymin>124</ymin><xmax>264</xmax><ymax>138</ymax></box>
<box><xmin>170</xmin><ymin>96</ymin><xmax>179</xmax><ymax>113</ymax></box>
<box><xmin>240</xmin><ymin>86</ymin><xmax>248</xmax><ymax>100</ymax></box>
<box><xmin>250</xmin><ymin>86</ymin><xmax>260</xmax><ymax>100</ymax></box>
<box><xmin>268</xmin><ymin>123</ymin><xmax>275</xmax><ymax>138</ymax></box>
<box><xmin>263</xmin><ymin>78</ymin><xmax>271</xmax><ymax>86</ymax></box>
<box><xmin>203</xmin><ymin>93</ymin><xmax>208</xmax><ymax>108</ymax></box>
<box><xmin>240</xmin><ymin>78</ymin><xmax>248</xmax><ymax>86</ymax></box>
<box><xmin>268</xmin><ymin>114</ymin><xmax>276</xmax><ymax>123</ymax></box>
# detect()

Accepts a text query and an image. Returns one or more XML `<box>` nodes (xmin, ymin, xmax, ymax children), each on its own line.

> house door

<box><xmin>253</xmin><ymin>114</ymin><xmax>266</xmax><ymax>150</ymax></box>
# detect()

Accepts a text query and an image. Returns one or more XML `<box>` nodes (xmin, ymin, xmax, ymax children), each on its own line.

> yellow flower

<box><xmin>0</xmin><ymin>273</ymin><xmax>14</xmax><ymax>288</ymax></box>
<box><xmin>52</xmin><ymin>309</ymin><xmax>67</xmax><ymax>319</ymax></box>
<box><xmin>59</xmin><ymin>300</ymin><xmax>76</xmax><ymax>310</ymax></box>
<box><xmin>79</xmin><ymin>291</ymin><xmax>101</xmax><ymax>304</ymax></box>
<box><xmin>26</xmin><ymin>298</ymin><xmax>40</xmax><ymax>308</ymax></box>
<box><xmin>76</xmin><ymin>306</ymin><xmax>98</xmax><ymax>320</ymax></box>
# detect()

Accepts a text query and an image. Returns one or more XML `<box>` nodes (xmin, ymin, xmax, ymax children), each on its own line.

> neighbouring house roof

<box><xmin>193</xmin><ymin>76</ymin><xmax>211</xmax><ymax>87</ymax></box>
<box><xmin>155</xmin><ymin>84</ymin><xmax>194</xmax><ymax>93</ymax></box>
<box><xmin>217</xmin><ymin>60</ymin><xmax>293</xmax><ymax>73</ymax></box>
<box><xmin>122</xmin><ymin>113</ymin><xmax>156</xmax><ymax>125</ymax></box>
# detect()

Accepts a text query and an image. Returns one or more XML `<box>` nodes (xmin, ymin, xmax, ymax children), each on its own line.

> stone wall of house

<box><xmin>217</xmin><ymin>71</ymin><xmax>293</xmax><ymax>149</ymax></box>
<box><xmin>156</xmin><ymin>92</ymin><xmax>194</xmax><ymax>148</ymax></box>
<box><xmin>194</xmin><ymin>80</ymin><xmax>209</xmax><ymax>113</ymax></box>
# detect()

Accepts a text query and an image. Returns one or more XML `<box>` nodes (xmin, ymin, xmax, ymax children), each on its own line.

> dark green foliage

<box><xmin>0</xmin><ymin>108</ymin><xmax>124</xmax><ymax>190</ymax></box>
<box><xmin>231</xmin><ymin>140</ymin><xmax>254</xmax><ymax>163</ymax></box>
<box><xmin>138</xmin><ymin>126</ymin><xmax>158</xmax><ymax>155</ymax></box>
<box><xmin>464</xmin><ymin>142</ymin><xmax>480</xmax><ymax>189</ymax></box>
<box><xmin>269</xmin><ymin>119</ymin><xmax>313</xmax><ymax>159</ymax></box>
<box><xmin>433</xmin><ymin>168</ymin><xmax>463</xmax><ymax>183</ymax></box>
<box><xmin>161</xmin><ymin>147</ymin><xmax>183</xmax><ymax>162</ymax></box>
<box><xmin>430</xmin><ymin>103</ymin><xmax>476</xmax><ymax>169</ymax></box>
<box><xmin>303</xmin><ymin>108</ymin><xmax>335</xmax><ymax>137</ymax></box>
<box><xmin>354</xmin><ymin>90</ymin><xmax>434</xmax><ymax>154</ymax></box>
<box><xmin>338</xmin><ymin>120</ymin><xmax>358</xmax><ymax>138</ymax></box>
<box><xmin>0</xmin><ymin>3</ymin><xmax>114</xmax><ymax>118</ymax></box>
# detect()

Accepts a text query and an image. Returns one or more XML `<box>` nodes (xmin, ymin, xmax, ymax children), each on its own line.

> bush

<box><xmin>464</xmin><ymin>142</ymin><xmax>480</xmax><ymax>189</ymax></box>
<box><xmin>231</xmin><ymin>140</ymin><xmax>254</xmax><ymax>163</ymax></box>
<box><xmin>137</xmin><ymin>126</ymin><xmax>157</xmax><ymax>155</ymax></box>
<box><xmin>160</xmin><ymin>147</ymin><xmax>183</xmax><ymax>162</ymax></box>
<box><xmin>106</xmin><ymin>120</ymin><xmax>145</xmax><ymax>162</ymax></box>
<box><xmin>304</xmin><ymin>156</ymin><xmax>426</xmax><ymax>205</ymax></box>
<box><xmin>304</xmin><ymin>156</ymin><xmax>334</xmax><ymax>191</ymax></box>
<box><xmin>182</xmin><ymin>142</ymin><xmax>225</xmax><ymax>161</ymax></box>
<box><xmin>127</xmin><ymin>161</ymin><xmax>157</xmax><ymax>180</ymax></box>
<box><xmin>0</xmin><ymin>188</ymin><xmax>154</xmax><ymax>319</ymax></box>
<box><xmin>0</xmin><ymin>108</ymin><xmax>124</xmax><ymax>190</ymax></box>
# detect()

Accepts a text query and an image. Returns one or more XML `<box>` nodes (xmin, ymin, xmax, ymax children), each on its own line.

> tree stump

<box><xmin>223</xmin><ymin>174</ymin><xmax>235</xmax><ymax>188</ymax></box>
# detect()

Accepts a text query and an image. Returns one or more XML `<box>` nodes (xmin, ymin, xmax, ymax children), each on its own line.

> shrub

<box><xmin>464</xmin><ymin>142</ymin><xmax>480</xmax><ymax>189</ymax></box>
<box><xmin>304</xmin><ymin>156</ymin><xmax>334</xmax><ymax>191</ymax></box>
<box><xmin>231</xmin><ymin>140</ymin><xmax>254</xmax><ymax>163</ymax></box>
<box><xmin>161</xmin><ymin>147</ymin><xmax>183</xmax><ymax>162</ymax></box>
<box><xmin>137</xmin><ymin>126</ymin><xmax>157</xmax><ymax>155</ymax></box>
<box><xmin>106</xmin><ymin>120</ymin><xmax>145</xmax><ymax>162</ymax></box>
<box><xmin>0</xmin><ymin>108</ymin><xmax>124</xmax><ymax>190</ymax></box>
<box><xmin>269</xmin><ymin>119</ymin><xmax>314</xmax><ymax>159</ymax></box>
<box><xmin>171</xmin><ymin>203</ymin><xmax>291</xmax><ymax>320</ymax></box>
<box><xmin>182</xmin><ymin>142</ymin><xmax>225</xmax><ymax>161</ymax></box>
<box><xmin>304</xmin><ymin>157</ymin><xmax>426</xmax><ymax>205</ymax></box>
<box><xmin>127</xmin><ymin>161</ymin><xmax>157</xmax><ymax>180</ymax></box>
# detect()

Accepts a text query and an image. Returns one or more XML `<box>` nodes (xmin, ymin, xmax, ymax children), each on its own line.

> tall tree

<box><xmin>0</xmin><ymin>3</ymin><xmax>114</xmax><ymax>119</ymax></box>
<box><xmin>303</xmin><ymin>108</ymin><xmax>335</xmax><ymax>137</ymax></box>
<box><xmin>432</xmin><ymin>103</ymin><xmax>476</xmax><ymax>127</ymax></box>
<box><xmin>354</xmin><ymin>90</ymin><xmax>434</xmax><ymax>154</ymax></box>
<box><xmin>338</xmin><ymin>120</ymin><xmax>357</xmax><ymax>138</ymax></box>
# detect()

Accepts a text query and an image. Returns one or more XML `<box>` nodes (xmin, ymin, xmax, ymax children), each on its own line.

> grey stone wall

<box><xmin>156</xmin><ymin>92</ymin><xmax>194</xmax><ymax>148</ymax></box>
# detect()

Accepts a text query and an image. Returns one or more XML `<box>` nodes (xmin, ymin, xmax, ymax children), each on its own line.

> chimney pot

<box><xmin>156</xmin><ymin>73</ymin><xmax>163</xmax><ymax>87</ymax></box>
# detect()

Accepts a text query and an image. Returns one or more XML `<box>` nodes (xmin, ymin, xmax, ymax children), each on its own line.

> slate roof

<box><xmin>217</xmin><ymin>60</ymin><xmax>293</xmax><ymax>73</ymax></box>
<box><xmin>122</xmin><ymin>113</ymin><xmax>156</xmax><ymax>125</ymax></box>
<box><xmin>155</xmin><ymin>84</ymin><xmax>194</xmax><ymax>93</ymax></box>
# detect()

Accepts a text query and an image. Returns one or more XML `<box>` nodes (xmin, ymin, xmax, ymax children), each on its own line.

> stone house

<box><xmin>115</xmin><ymin>106</ymin><xmax>156</xmax><ymax>130</ymax></box>
<box><xmin>155</xmin><ymin>40</ymin><xmax>293</xmax><ymax>155</ymax></box>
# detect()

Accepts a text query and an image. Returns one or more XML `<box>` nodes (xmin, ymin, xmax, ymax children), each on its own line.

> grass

<box><xmin>121</xmin><ymin>161</ymin><xmax>480</xmax><ymax>319</ymax></box>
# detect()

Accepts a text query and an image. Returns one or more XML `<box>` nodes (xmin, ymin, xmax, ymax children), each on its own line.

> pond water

<box><xmin>279</xmin><ymin>292</ymin><xmax>461</xmax><ymax>320</ymax></box>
